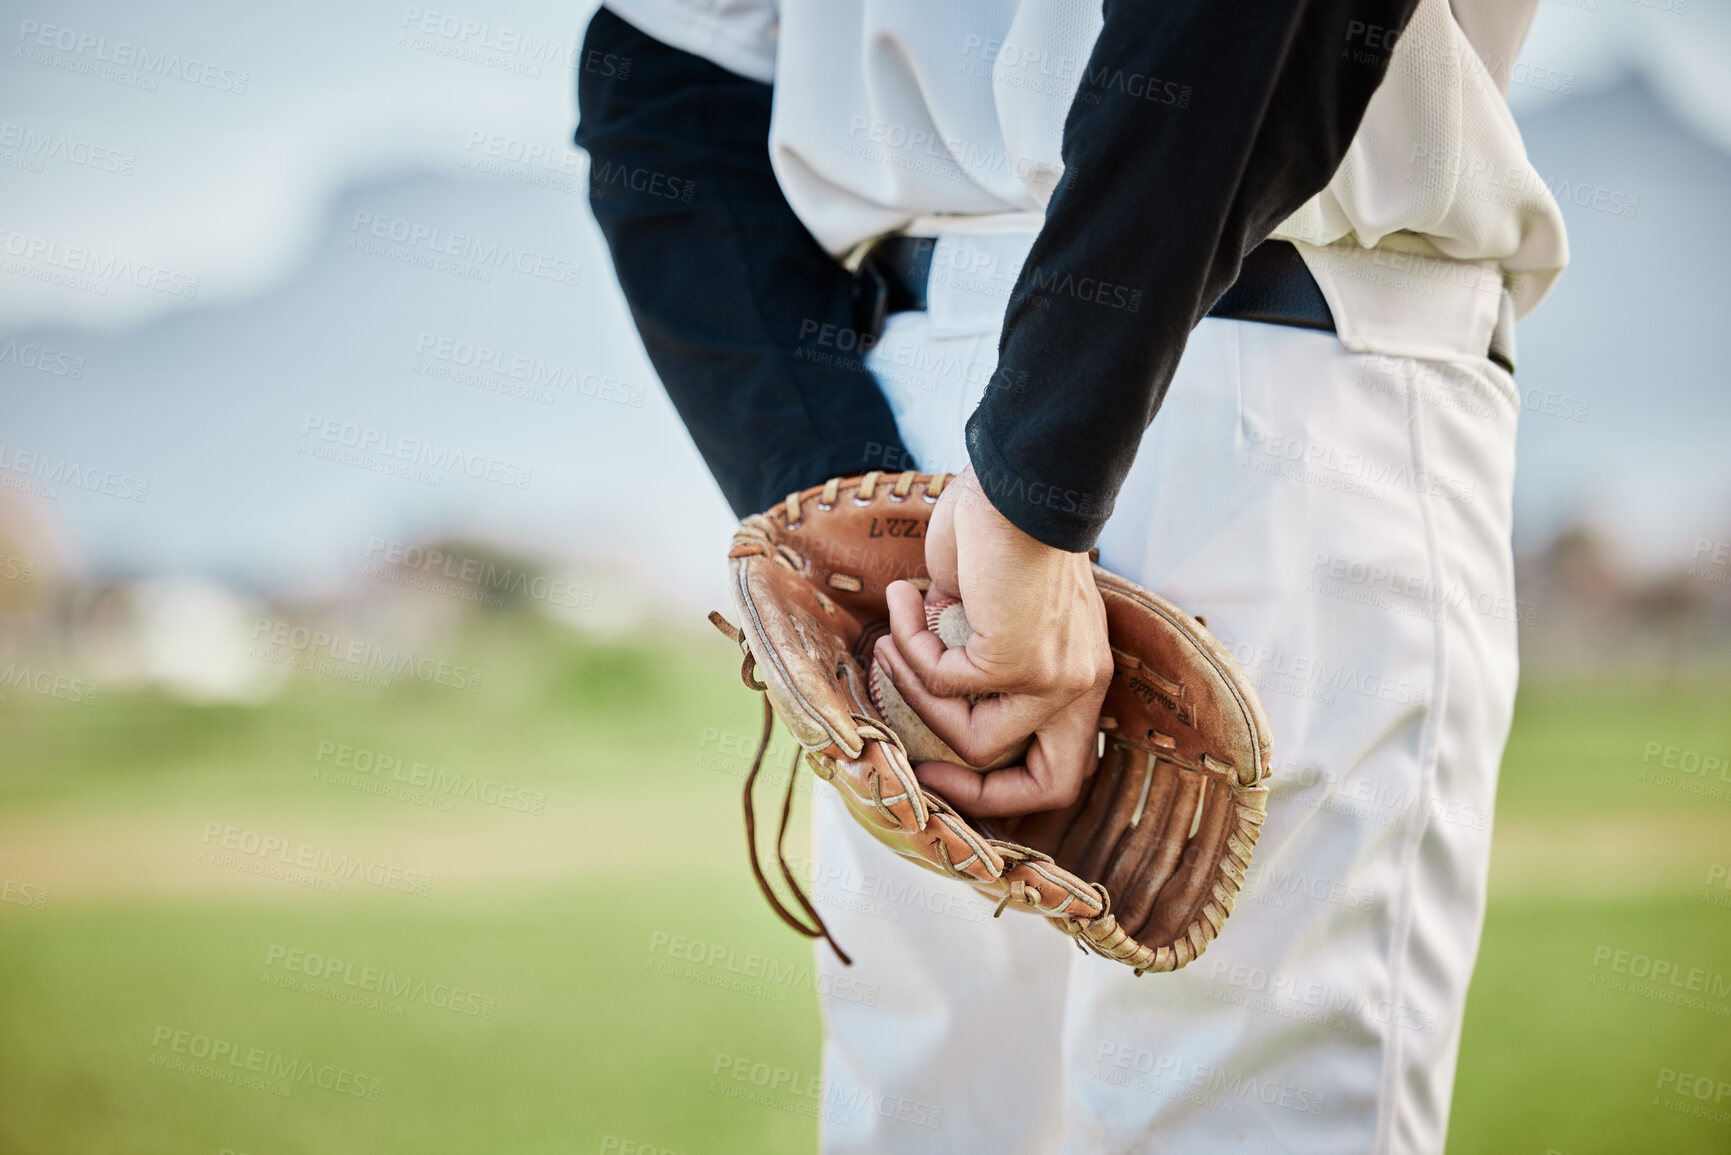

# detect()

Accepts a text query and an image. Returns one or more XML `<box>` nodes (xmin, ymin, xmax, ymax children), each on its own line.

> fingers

<box><xmin>915</xmin><ymin>693</ymin><xmax>1102</xmax><ymax>818</ymax></box>
<box><xmin>874</xmin><ymin>635</ymin><xmax>1052</xmax><ymax>767</ymax></box>
<box><xmin>884</xmin><ymin>580</ymin><xmax>946</xmax><ymax>672</ymax></box>
<box><xmin>884</xmin><ymin>581</ymin><xmax>996</xmax><ymax>700</ymax></box>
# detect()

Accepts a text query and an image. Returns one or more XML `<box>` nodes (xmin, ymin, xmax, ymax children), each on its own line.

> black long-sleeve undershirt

<box><xmin>970</xmin><ymin>0</ymin><xmax>1418</xmax><ymax>548</ymax></box>
<box><xmin>574</xmin><ymin>10</ymin><xmax>908</xmax><ymax>519</ymax></box>
<box><xmin>576</xmin><ymin>1</ymin><xmax>1417</xmax><ymax>544</ymax></box>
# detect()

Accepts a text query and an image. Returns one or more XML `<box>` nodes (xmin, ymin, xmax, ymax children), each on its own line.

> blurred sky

<box><xmin>1</xmin><ymin>0</ymin><xmax>1728</xmax><ymax>613</ymax></box>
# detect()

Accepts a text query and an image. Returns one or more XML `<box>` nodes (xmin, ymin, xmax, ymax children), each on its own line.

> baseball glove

<box><xmin>710</xmin><ymin>471</ymin><xmax>1272</xmax><ymax>974</ymax></box>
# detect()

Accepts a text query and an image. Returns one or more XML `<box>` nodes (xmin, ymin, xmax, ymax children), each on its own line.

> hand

<box><xmin>872</xmin><ymin>466</ymin><xmax>1114</xmax><ymax>817</ymax></box>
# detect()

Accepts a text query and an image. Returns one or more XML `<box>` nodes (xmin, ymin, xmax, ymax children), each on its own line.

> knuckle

<box><xmin>1048</xmin><ymin>665</ymin><xmax>1096</xmax><ymax>699</ymax></box>
<box><xmin>1028</xmin><ymin>656</ymin><xmax>1062</xmax><ymax>689</ymax></box>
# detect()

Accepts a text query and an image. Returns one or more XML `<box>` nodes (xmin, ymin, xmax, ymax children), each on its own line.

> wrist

<box><xmin>954</xmin><ymin>467</ymin><xmax>1087</xmax><ymax>567</ymax></box>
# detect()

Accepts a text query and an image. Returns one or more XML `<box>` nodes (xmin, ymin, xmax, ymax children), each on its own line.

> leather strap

<box><xmin>741</xmin><ymin>696</ymin><xmax>853</xmax><ymax>965</ymax></box>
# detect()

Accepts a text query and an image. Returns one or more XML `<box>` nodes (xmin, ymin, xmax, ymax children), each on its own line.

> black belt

<box><xmin>854</xmin><ymin>235</ymin><xmax>1516</xmax><ymax>373</ymax></box>
<box><xmin>855</xmin><ymin>235</ymin><xmax>1333</xmax><ymax>335</ymax></box>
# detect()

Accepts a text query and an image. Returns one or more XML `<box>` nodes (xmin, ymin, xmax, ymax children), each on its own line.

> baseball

<box><xmin>867</xmin><ymin>597</ymin><xmax>1030</xmax><ymax>771</ymax></box>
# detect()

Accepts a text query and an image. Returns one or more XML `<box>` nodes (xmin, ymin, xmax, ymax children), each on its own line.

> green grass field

<box><xmin>2</xmin><ymin>613</ymin><xmax>1728</xmax><ymax>1154</ymax></box>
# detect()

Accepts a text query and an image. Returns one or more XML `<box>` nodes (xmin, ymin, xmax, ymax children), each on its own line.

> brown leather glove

<box><xmin>712</xmin><ymin>471</ymin><xmax>1273</xmax><ymax>974</ymax></box>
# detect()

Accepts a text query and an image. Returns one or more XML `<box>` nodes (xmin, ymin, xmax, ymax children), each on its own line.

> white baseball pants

<box><xmin>808</xmin><ymin>228</ymin><xmax>1521</xmax><ymax>1154</ymax></box>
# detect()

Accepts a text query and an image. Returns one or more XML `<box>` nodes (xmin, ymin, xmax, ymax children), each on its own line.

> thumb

<box><xmin>924</xmin><ymin>478</ymin><xmax>961</xmax><ymax>601</ymax></box>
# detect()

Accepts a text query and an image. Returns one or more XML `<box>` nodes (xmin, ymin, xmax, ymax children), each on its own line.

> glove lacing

<box><xmin>740</xmin><ymin>696</ymin><xmax>852</xmax><ymax>966</ymax></box>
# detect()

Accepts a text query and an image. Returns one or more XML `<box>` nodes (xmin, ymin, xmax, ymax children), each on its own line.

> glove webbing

<box><xmin>743</xmin><ymin>695</ymin><xmax>853</xmax><ymax>966</ymax></box>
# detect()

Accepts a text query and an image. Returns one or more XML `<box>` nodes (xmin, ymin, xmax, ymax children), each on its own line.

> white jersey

<box><xmin>604</xmin><ymin>0</ymin><xmax>1567</xmax><ymax>348</ymax></box>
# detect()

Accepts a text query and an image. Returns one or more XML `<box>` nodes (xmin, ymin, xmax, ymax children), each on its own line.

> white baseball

<box><xmin>867</xmin><ymin>597</ymin><xmax>1030</xmax><ymax>772</ymax></box>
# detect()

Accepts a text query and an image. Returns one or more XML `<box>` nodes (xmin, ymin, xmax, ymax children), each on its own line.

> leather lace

<box><xmin>743</xmin><ymin>696</ymin><xmax>852</xmax><ymax>966</ymax></box>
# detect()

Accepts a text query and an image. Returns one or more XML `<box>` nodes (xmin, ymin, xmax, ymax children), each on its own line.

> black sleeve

<box><xmin>574</xmin><ymin>6</ymin><xmax>909</xmax><ymax>519</ymax></box>
<box><xmin>968</xmin><ymin>0</ymin><xmax>1420</xmax><ymax>551</ymax></box>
